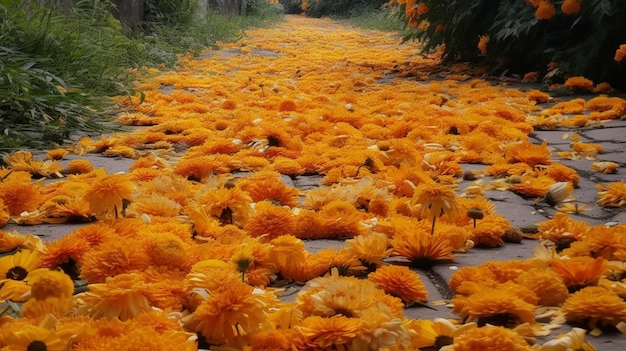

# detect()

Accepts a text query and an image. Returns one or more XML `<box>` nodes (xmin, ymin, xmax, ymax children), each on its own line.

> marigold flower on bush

<box><xmin>615</xmin><ymin>44</ymin><xmax>626</xmax><ymax>63</ymax></box>
<box><xmin>534</xmin><ymin>0</ymin><xmax>556</xmax><ymax>20</ymax></box>
<box><xmin>477</xmin><ymin>35</ymin><xmax>489</xmax><ymax>55</ymax></box>
<box><xmin>561</xmin><ymin>0</ymin><xmax>581</xmax><ymax>15</ymax></box>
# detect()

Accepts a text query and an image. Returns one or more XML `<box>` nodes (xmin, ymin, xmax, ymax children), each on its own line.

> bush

<box><xmin>287</xmin><ymin>0</ymin><xmax>389</xmax><ymax>18</ymax></box>
<box><xmin>389</xmin><ymin>0</ymin><xmax>626</xmax><ymax>89</ymax></box>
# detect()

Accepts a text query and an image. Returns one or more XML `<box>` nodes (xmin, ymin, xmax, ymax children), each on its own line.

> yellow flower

<box><xmin>560</xmin><ymin>0</ymin><xmax>581</xmax><ymax>14</ymax></box>
<box><xmin>66</xmin><ymin>159</ymin><xmax>95</xmax><ymax>174</ymax></box>
<box><xmin>477</xmin><ymin>35</ymin><xmax>489</xmax><ymax>55</ymax></box>
<box><xmin>407</xmin><ymin>318</ymin><xmax>477</xmax><ymax>349</ymax></box>
<box><xmin>298</xmin><ymin>315</ymin><xmax>362</xmax><ymax>349</ymax></box>
<box><xmin>28</xmin><ymin>269</ymin><xmax>75</xmax><ymax>300</ymax></box>
<box><xmin>540</xmin><ymin>327</ymin><xmax>595</xmax><ymax>351</ymax></box>
<box><xmin>562</xmin><ymin>286</ymin><xmax>626</xmax><ymax>329</ymax></box>
<box><xmin>550</xmin><ymin>256</ymin><xmax>608</xmax><ymax>290</ymax></box>
<box><xmin>0</xmin><ymin>171</ymin><xmax>44</xmax><ymax>216</ymax></box>
<box><xmin>615</xmin><ymin>44</ymin><xmax>626</xmax><ymax>63</ymax></box>
<box><xmin>452</xmin><ymin>287</ymin><xmax>536</xmax><ymax>327</ymax></box>
<box><xmin>412</xmin><ymin>181</ymin><xmax>459</xmax><ymax>235</ymax></box>
<box><xmin>368</xmin><ymin>264</ymin><xmax>428</xmax><ymax>305</ymax></box>
<box><xmin>597</xmin><ymin>181</ymin><xmax>626</xmax><ymax>207</ymax></box>
<box><xmin>0</xmin><ymin>249</ymin><xmax>41</xmax><ymax>282</ymax></box>
<box><xmin>244</xmin><ymin>200</ymin><xmax>297</xmax><ymax>240</ymax></box>
<box><xmin>83</xmin><ymin>172</ymin><xmax>135</xmax><ymax>217</ymax></box>
<box><xmin>390</xmin><ymin>223</ymin><xmax>455</xmax><ymax>269</ymax></box>
<box><xmin>77</xmin><ymin>272</ymin><xmax>152</xmax><ymax>321</ymax></box>
<box><xmin>80</xmin><ymin>237</ymin><xmax>151</xmax><ymax>283</ymax></box>
<box><xmin>345</xmin><ymin>232</ymin><xmax>392</xmax><ymax>268</ymax></box>
<box><xmin>4</xmin><ymin>325</ymin><xmax>67</xmax><ymax>351</ymax></box>
<box><xmin>515</xmin><ymin>268</ymin><xmax>569</xmax><ymax>306</ymax></box>
<box><xmin>535</xmin><ymin>0</ymin><xmax>556</xmax><ymax>20</ymax></box>
<box><xmin>21</xmin><ymin>296</ymin><xmax>75</xmax><ymax>320</ymax></box>
<box><xmin>181</xmin><ymin>281</ymin><xmax>279</xmax><ymax>345</ymax></box>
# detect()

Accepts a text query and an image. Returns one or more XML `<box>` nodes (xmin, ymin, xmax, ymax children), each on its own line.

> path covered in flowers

<box><xmin>2</xmin><ymin>15</ymin><xmax>626</xmax><ymax>351</ymax></box>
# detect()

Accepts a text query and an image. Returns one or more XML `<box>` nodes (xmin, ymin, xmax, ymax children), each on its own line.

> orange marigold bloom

<box><xmin>514</xmin><ymin>268</ymin><xmax>569</xmax><ymax>306</ymax></box>
<box><xmin>412</xmin><ymin>181</ymin><xmax>460</xmax><ymax>221</ymax></box>
<box><xmin>28</xmin><ymin>268</ymin><xmax>75</xmax><ymax>300</ymax></box>
<box><xmin>345</xmin><ymin>232</ymin><xmax>392</xmax><ymax>267</ymax></box>
<box><xmin>562</xmin><ymin>286</ymin><xmax>626</xmax><ymax>329</ymax></box>
<box><xmin>245</xmin><ymin>200</ymin><xmax>297</xmax><ymax>240</ymax></box>
<box><xmin>561</xmin><ymin>0</ymin><xmax>581</xmax><ymax>15</ymax></box>
<box><xmin>80</xmin><ymin>237</ymin><xmax>151</xmax><ymax>283</ymax></box>
<box><xmin>83</xmin><ymin>172</ymin><xmax>135</xmax><ymax>217</ymax></box>
<box><xmin>535</xmin><ymin>0</ymin><xmax>556</xmax><ymax>20</ymax></box>
<box><xmin>470</xmin><ymin>214</ymin><xmax>511</xmax><ymax>248</ymax></box>
<box><xmin>545</xmin><ymin>163</ymin><xmax>579</xmax><ymax>186</ymax></box>
<box><xmin>452</xmin><ymin>325</ymin><xmax>533</xmax><ymax>351</ymax></box>
<box><xmin>505</xmin><ymin>140</ymin><xmax>551</xmax><ymax>166</ymax></box>
<box><xmin>564</xmin><ymin>76</ymin><xmax>594</xmax><ymax>92</ymax></box>
<box><xmin>615</xmin><ymin>44</ymin><xmax>626</xmax><ymax>62</ymax></box>
<box><xmin>390</xmin><ymin>224</ymin><xmax>455</xmax><ymax>269</ymax></box>
<box><xmin>238</xmin><ymin>170</ymin><xmax>300</xmax><ymax>207</ymax></box>
<box><xmin>550</xmin><ymin>256</ymin><xmax>608</xmax><ymax>290</ymax></box>
<box><xmin>368</xmin><ymin>264</ymin><xmax>428</xmax><ymax>304</ymax></box>
<box><xmin>181</xmin><ymin>281</ymin><xmax>279</xmax><ymax>345</ymax></box>
<box><xmin>452</xmin><ymin>288</ymin><xmax>536</xmax><ymax>327</ymax></box>
<box><xmin>77</xmin><ymin>272</ymin><xmax>152</xmax><ymax>321</ymax></box>
<box><xmin>298</xmin><ymin>315</ymin><xmax>361</xmax><ymax>349</ymax></box>
<box><xmin>0</xmin><ymin>172</ymin><xmax>43</xmax><ymax>216</ymax></box>
<box><xmin>596</xmin><ymin>181</ymin><xmax>626</xmax><ymax>207</ymax></box>
<box><xmin>477</xmin><ymin>35</ymin><xmax>489</xmax><ymax>55</ymax></box>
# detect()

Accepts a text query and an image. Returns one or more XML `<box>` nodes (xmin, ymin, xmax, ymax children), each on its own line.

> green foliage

<box><xmin>345</xmin><ymin>4</ymin><xmax>404</xmax><ymax>32</ymax></box>
<box><xmin>0</xmin><ymin>0</ymin><xmax>282</xmax><ymax>150</ymax></box>
<box><xmin>394</xmin><ymin>0</ymin><xmax>626</xmax><ymax>88</ymax></box>
<box><xmin>301</xmin><ymin>0</ymin><xmax>389</xmax><ymax>18</ymax></box>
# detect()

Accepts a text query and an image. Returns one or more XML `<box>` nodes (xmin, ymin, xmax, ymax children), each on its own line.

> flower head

<box><xmin>84</xmin><ymin>172</ymin><xmax>135</xmax><ymax>217</ymax></box>
<box><xmin>452</xmin><ymin>325</ymin><xmax>533</xmax><ymax>351</ymax></box>
<box><xmin>0</xmin><ymin>249</ymin><xmax>40</xmax><ymax>282</ymax></box>
<box><xmin>562</xmin><ymin>286</ymin><xmax>626</xmax><ymax>329</ymax></box>
<box><xmin>368</xmin><ymin>264</ymin><xmax>428</xmax><ymax>305</ymax></box>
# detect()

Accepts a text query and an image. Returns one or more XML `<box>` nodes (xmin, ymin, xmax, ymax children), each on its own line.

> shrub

<box><xmin>389</xmin><ymin>0</ymin><xmax>626</xmax><ymax>89</ymax></box>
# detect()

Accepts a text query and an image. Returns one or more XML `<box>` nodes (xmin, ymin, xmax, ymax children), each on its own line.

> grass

<box><xmin>342</xmin><ymin>5</ymin><xmax>405</xmax><ymax>32</ymax></box>
<box><xmin>0</xmin><ymin>0</ymin><xmax>282</xmax><ymax>151</ymax></box>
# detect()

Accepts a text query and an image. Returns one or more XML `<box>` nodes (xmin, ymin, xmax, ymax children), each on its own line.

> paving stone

<box><xmin>582</xmin><ymin>126</ymin><xmax>626</xmax><ymax>142</ymax></box>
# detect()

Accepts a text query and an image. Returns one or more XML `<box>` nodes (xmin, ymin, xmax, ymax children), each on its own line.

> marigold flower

<box><xmin>390</xmin><ymin>224</ymin><xmax>455</xmax><ymax>269</ymax></box>
<box><xmin>614</xmin><ymin>44</ymin><xmax>626</xmax><ymax>63</ymax></box>
<box><xmin>181</xmin><ymin>281</ymin><xmax>279</xmax><ymax>345</ymax></box>
<box><xmin>298</xmin><ymin>315</ymin><xmax>362</xmax><ymax>349</ymax></box>
<box><xmin>550</xmin><ymin>256</ymin><xmax>608</xmax><ymax>290</ymax></box>
<box><xmin>345</xmin><ymin>232</ymin><xmax>392</xmax><ymax>268</ymax></box>
<box><xmin>77</xmin><ymin>273</ymin><xmax>152</xmax><ymax>321</ymax></box>
<box><xmin>597</xmin><ymin>181</ymin><xmax>626</xmax><ymax>207</ymax></box>
<box><xmin>452</xmin><ymin>288</ymin><xmax>536</xmax><ymax>327</ymax></box>
<box><xmin>535</xmin><ymin>0</ymin><xmax>556</xmax><ymax>20</ymax></box>
<box><xmin>244</xmin><ymin>200</ymin><xmax>297</xmax><ymax>240</ymax></box>
<box><xmin>0</xmin><ymin>172</ymin><xmax>44</xmax><ymax>216</ymax></box>
<box><xmin>477</xmin><ymin>35</ymin><xmax>489</xmax><ymax>55</ymax></box>
<box><xmin>562</xmin><ymin>286</ymin><xmax>626</xmax><ymax>329</ymax></box>
<box><xmin>28</xmin><ymin>268</ymin><xmax>75</xmax><ymax>300</ymax></box>
<box><xmin>80</xmin><ymin>237</ymin><xmax>151</xmax><ymax>283</ymax></box>
<box><xmin>561</xmin><ymin>0</ymin><xmax>581</xmax><ymax>15</ymax></box>
<box><xmin>368</xmin><ymin>264</ymin><xmax>428</xmax><ymax>305</ymax></box>
<box><xmin>514</xmin><ymin>268</ymin><xmax>569</xmax><ymax>306</ymax></box>
<box><xmin>83</xmin><ymin>172</ymin><xmax>135</xmax><ymax>218</ymax></box>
